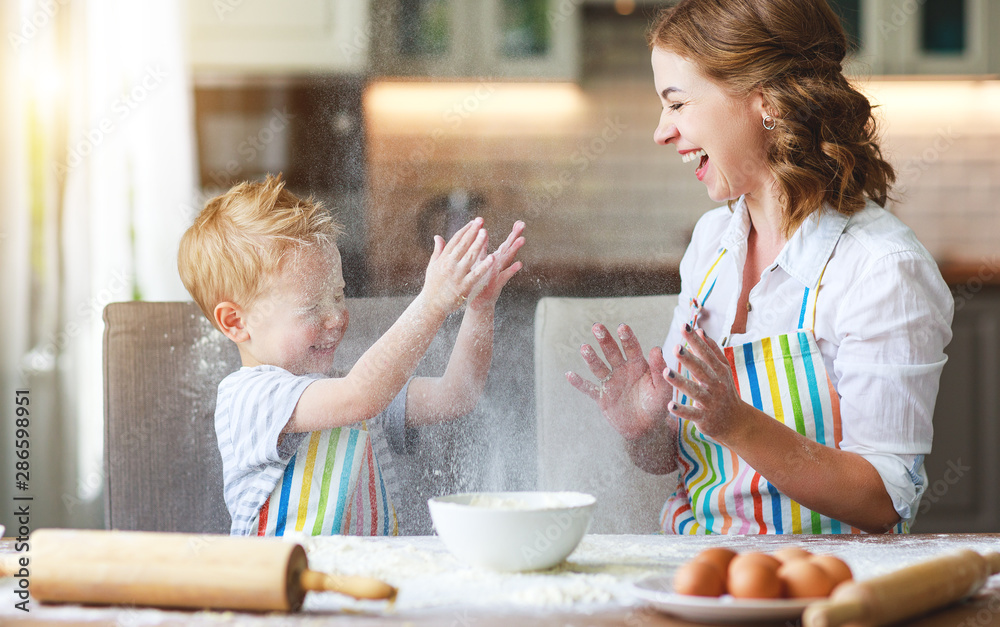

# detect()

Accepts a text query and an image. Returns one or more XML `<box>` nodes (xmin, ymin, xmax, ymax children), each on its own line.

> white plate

<box><xmin>629</xmin><ymin>575</ymin><xmax>817</xmax><ymax>623</ymax></box>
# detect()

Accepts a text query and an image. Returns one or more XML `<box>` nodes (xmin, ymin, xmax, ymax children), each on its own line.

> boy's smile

<box><xmin>238</xmin><ymin>244</ymin><xmax>349</xmax><ymax>375</ymax></box>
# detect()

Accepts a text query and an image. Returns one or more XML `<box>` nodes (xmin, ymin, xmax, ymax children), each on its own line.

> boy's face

<box><xmin>239</xmin><ymin>244</ymin><xmax>349</xmax><ymax>376</ymax></box>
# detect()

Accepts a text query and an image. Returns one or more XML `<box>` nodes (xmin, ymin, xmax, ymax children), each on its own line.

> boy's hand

<box><xmin>469</xmin><ymin>220</ymin><xmax>525</xmax><ymax>310</ymax></box>
<box><xmin>422</xmin><ymin>217</ymin><xmax>495</xmax><ymax>316</ymax></box>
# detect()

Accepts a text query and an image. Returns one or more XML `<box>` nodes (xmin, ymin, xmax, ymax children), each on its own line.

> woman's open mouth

<box><xmin>695</xmin><ymin>153</ymin><xmax>709</xmax><ymax>181</ymax></box>
<box><xmin>682</xmin><ymin>149</ymin><xmax>710</xmax><ymax>181</ymax></box>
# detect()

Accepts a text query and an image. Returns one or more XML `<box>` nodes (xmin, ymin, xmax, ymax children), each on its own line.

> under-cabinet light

<box><xmin>365</xmin><ymin>81</ymin><xmax>588</xmax><ymax>134</ymax></box>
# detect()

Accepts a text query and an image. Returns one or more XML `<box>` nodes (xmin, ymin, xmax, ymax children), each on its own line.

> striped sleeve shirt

<box><xmin>215</xmin><ymin>365</ymin><xmax>416</xmax><ymax>536</ymax></box>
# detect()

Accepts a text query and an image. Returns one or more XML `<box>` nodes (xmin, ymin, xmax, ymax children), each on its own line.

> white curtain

<box><xmin>1</xmin><ymin>0</ymin><xmax>196</xmax><ymax>531</ymax></box>
<box><xmin>0</xmin><ymin>0</ymin><xmax>35</xmax><ymax>533</ymax></box>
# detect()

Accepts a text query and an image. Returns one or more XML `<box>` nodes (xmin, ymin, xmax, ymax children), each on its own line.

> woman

<box><xmin>567</xmin><ymin>0</ymin><xmax>952</xmax><ymax>534</ymax></box>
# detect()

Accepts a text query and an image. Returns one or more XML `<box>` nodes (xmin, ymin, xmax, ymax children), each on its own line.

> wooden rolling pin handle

<box><xmin>299</xmin><ymin>570</ymin><xmax>397</xmax><ymax>601</ymax></box>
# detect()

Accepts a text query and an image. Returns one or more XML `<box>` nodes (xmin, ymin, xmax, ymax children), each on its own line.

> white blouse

<box><xmin>662</xmin><ymin>197</ymin><xmax>954</xmax><ymax>525</ymax></box>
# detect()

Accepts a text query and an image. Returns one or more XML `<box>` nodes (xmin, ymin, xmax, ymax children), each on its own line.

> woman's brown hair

<box><xmin>648</xmin><ymin>0</ymin><xmax>895</xmax><ymax>237</ymax></box>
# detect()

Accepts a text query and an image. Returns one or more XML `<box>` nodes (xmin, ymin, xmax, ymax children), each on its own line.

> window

<box><xmin>921</xmin><ymin>0</ymin><xmax>966</xmax><ymax>55</ymax></box>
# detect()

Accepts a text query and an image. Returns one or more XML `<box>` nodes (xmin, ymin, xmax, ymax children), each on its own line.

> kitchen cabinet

<box><xmin>836</xmin><ymin>0</ymin><xmax>1000</xmax><ymax>76</ymax></box>
<box><xmin>913</xmin><ymin>287</ymin><xmax>1000</xmax><ymax>533</ymax></box>
<box><xmin>370</xmin><ymin>0</ymin><xmax>580</xmax><ymax>79</ymax></box>
<box><xmin>185</xmin><ymin>0</ymin><xmax>370</xmax><ymax>74</ymax></box>
<box><xmin>881</xmin><ymin>0</ymin><xmax>994</xmax><ymax>74</ymax></box>
<box><xmin>582</xmin><ymin>0</ymin><xmax>999</xmax><ymax>78</ymax></box>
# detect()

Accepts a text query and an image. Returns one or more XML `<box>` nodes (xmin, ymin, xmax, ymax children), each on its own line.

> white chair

<box><xmin>534</xmin><ymin>294</ymin><xmax>680</xmax><ymax>534</ymax></box>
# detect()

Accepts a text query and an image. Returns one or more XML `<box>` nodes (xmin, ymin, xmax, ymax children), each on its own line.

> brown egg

<box><xmin>777</xmin><ymin>559</ymin><xmax>836</xmax><ymax>598</ymax></box>
<box><xmin>772</xmin><ymin>546</ymin><xmax>813</xmax><ymax>563</ymax></box>
<box><xmin>729</xmin><ymin>551</ymin><xmax>782</xmax><ymax>574</ymax></box>
<box><xmin>693</xmin><ymin>547</ymin><xmax>738</xmax><ymax>577</ymax></box>
<box><xmin>727</xmin><ymin>559</ymin><xmax>784</xmax><ymax>599</ymax></box>
<box><xmin>809</xmin><ymin>554</ymin><xmax>853</xmax><ymax>586</ymax></box>
<box><xmin>673</xmin><ymin>560</ymin><xmax>726</xmax><ymax>597</ymax></box>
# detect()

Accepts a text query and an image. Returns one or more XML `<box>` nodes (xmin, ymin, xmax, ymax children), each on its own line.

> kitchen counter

<box><xmin>3</xmin><ymin>533</ymin><xmax>1000</xmax><ymax>626</ymax></box>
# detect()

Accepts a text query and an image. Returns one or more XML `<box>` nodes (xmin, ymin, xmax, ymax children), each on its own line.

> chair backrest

<box><xmin>102</xmin><ymin>297</ymin><xmax>415</xmax><ymax>534</ymax></box>
<box><xmin>534</xmin><ymin>294</ymin><xmax>679</xmax><ymax>534</ymax></box>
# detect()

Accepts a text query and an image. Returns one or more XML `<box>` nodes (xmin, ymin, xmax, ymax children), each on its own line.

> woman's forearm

<box><xmin>723</xmin><ymin>402</ymin><xmax>901</xmax><ymax>533</ymax></box>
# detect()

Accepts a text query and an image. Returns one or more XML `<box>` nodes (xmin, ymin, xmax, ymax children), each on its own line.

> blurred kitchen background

<box><xmin>1</xmin><ymin>0</ymin><xmax>999</xmax><ymax>534</ymax></box>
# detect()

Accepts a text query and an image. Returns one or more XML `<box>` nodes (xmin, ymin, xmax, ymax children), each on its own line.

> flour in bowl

<box><xmin>466</xmin><ymin>494</ymin><xmax>570</xmax><ymax>510</ymax></box>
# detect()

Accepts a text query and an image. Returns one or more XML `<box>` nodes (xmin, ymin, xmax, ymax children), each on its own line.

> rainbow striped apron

<box><xmin>256</xmin><ymin>422</ymin><xmax>397</xmax><ymax>537</ymax></box>
<box><xmin>661</xmin><ymin>247</ymin><xmax>906</xmax><ymax>535</ymax></box>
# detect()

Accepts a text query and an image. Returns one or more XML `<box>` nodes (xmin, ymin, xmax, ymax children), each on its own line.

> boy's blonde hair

<box><xmin>178</xmin><ymin>174</ymin><xmax>344</xmax><ymax>326</ymax></box>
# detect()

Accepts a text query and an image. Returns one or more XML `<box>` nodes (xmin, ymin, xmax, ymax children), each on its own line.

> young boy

<box><xmin>177</xmin><ymin>175</ymin><xmax>524</xmax><ymax>537</ymax></box>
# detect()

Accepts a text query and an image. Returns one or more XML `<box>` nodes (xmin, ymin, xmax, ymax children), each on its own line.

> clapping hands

<box><xmin>422</xmin><ymin>218</ymin><xmax>525</xmax><ymax>317</ymax></box>
<box><xmin>566</xmin><ymin>322</ymin><xmax>674</xmax><ymax>441</ymax></box>
<box><xmin>468</xmin><ymin>220</ymin><xmax>525</xmax><ymax>310</ymax></box>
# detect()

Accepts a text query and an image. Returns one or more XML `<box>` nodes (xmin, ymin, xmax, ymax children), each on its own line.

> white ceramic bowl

<box><xmin>428</xmin><ymin>491</ymin><xmax>596</xmax><ymax>572</ymax></box>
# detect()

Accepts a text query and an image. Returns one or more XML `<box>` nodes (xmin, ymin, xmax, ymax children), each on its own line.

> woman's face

<box><xmin>651</xmin><ymin>47</ymin><xmax>772</xmax><ymax>203</ymax></box>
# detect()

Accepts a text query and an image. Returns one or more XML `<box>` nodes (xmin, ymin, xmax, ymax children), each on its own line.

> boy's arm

<box><xmin>286</xmin><ymin>219</ymin><xmax>494</xmax><ymax>433</ymax></box>
<box><xmin>406</xmin><ymin>221</ymin><xmax>525</xmax><ymax>425</ymax></box>
<box><xmin>405</xmin><ymin>306</ymin><xmax>493</xmax><ymax>425</ymax></box>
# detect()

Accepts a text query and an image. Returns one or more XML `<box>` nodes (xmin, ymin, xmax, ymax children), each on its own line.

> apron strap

<box><xmin>690</xmin><ymin>248</ymin><xmax>727</xmax><ymax>328</ymax></box>
<box><xmin>797</xmin><ymin>262</ymin><xmax>830</xmax><ymax>332</ymax></box>
<box><xmin>691</xmin><ymin>245</ymin><xmax>833</xmax><ymax>334</ymax></box>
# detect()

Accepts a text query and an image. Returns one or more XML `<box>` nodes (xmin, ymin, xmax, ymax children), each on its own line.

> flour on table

<box><xmin>298</xmin><ymin>533</ymin><xmax>1000</xmax><ymax>615</ymax></box>
<box><xmin>301</xmin><ymin>535</ymin><xmax>686</xmax><ymax>614</ymax></box>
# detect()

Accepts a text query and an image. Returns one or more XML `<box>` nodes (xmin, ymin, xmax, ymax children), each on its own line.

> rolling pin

<box><xmin>803</xmin><ymin>549</ymin><xmax>1000</xmax><ymax>627</ymax></box>
<box><xmin>0</xmin><ymin>528</ymin><xmax>395</xmax><ymax>612</ymax></box>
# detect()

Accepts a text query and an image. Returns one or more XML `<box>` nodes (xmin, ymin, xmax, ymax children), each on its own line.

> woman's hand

<box><xmin>666</xmin><ymin>324</ymin><xmax>746</xmax><ymax>442</ymax></box>
<box><xmin>566</xmin><ymin>322</ymin><xmax>674</xmax><ymax>441</ymax></box>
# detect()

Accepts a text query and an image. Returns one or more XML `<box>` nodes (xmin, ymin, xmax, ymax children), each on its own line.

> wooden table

<box><xmin>2</xmin><ymin>533</ymin><xmax>1000</xmax><ymax>626</ymax></box>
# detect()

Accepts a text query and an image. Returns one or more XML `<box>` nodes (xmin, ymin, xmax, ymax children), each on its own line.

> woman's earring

<box><xmin>762</xmin><ymin>114</ymin><xmax>776</xmax><ymax>130</ymax></box>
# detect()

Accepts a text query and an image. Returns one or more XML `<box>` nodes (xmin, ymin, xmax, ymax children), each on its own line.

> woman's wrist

<box><xmin>713</xmin><ymin>401</ymin><xmax>759</xmax><ymax>449</ymax></box>
<box><xmin>625</xmin><ymin>416</ymin><xmax>678</xmax><ymax>474</ymax></box>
